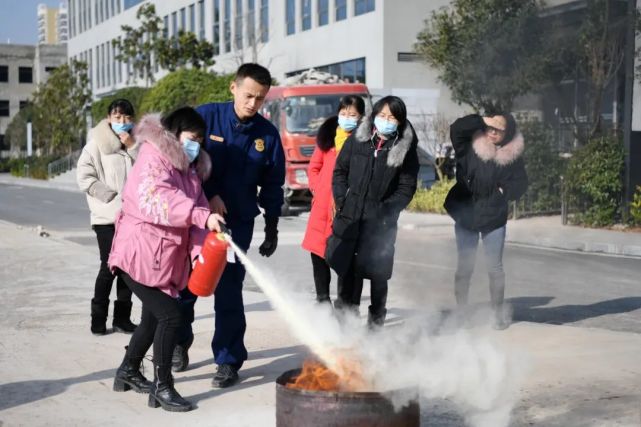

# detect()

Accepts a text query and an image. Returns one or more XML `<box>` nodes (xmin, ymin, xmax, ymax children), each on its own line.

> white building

<box><xmin>66</xmin><ymin>0</ymin><xmax>466</xmax><ymax>119</ymax></box>
<box><xmin>0</xmin><ymin>44</ymin><xmax>68</xmax><ymax>152</ymax></box>
<box><xmin>38</xmin><ymin>3</ymin><xmax>69</xmax><ymax>45</ymax></box>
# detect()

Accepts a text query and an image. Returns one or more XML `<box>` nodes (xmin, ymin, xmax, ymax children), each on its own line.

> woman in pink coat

<box><xmin>302</xmin><ymin>96</ymin><xmax>365</xmax><ymax>304</ymax></box>
<box><xmin>108</xmin><ymin>107</ymin><xmax>224</xmax><ymax>412</ymax></box>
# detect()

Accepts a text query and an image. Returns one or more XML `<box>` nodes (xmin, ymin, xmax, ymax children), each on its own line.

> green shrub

<box><xmin>630</xmin><ymin>186</ymin><xmax>641</xmax><ymax>226</ymax></box>
<box><xmin>565</xmin><ymin>135</ymin><xmax>624</xmax><ymax>227</ymax></box>
<box><xmin>139</xmin><ymin>69</ymin><xmax>233</xmax><ymax>115</ymax></box>
<box><xmin>91</xmin><ymin>86</ymin><xmax>149</xmax><ymax>123</ymax></box>
<box><xmin>8</xmin><ymin>156</ymin><xmax>57</xmax><ymax>180</ymax></box>
<box><xmin>407</xmin><ymin>179</ymin><xmax>455</xmax><ymax>214</ymax></box>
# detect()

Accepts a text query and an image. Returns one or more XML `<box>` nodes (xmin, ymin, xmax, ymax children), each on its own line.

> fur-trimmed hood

<box><xmin>472</xmin><ymin>131</ymin><xmax>524</xmax><ymax>166</ymax></box>
<box><xmin>353</xmin><ymin>117</ymin><xmax>417</xmax><ymax>168</ymax></box>
<box><xmin>89</xmin><ymin>119</ymin><xmax>127</xmax><ymax>155</ymax></box>
<box><xmin>133</xmin><ymin>113</ymin><xmax>212</xmax><ymax>181</ymax></box>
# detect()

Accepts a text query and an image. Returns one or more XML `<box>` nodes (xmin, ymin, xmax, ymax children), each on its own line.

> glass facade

<box><xmin>286</xmin><ymin>0</ymin><xmax>295</xmax><ymax>35</ymax></box>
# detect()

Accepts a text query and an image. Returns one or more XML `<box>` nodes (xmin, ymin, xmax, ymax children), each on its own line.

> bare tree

<box><xmin>413</xmin><ymin>111</ymin><xmax>453</xmax><ymax>181</ymax></box>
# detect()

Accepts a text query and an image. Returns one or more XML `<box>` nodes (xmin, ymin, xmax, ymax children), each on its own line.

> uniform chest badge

<box><xmin>254</xmin><ymin>138</ymin><xmax>265</xmax><ymax>152</ymax></box>
<box><xmin>210</xmin><ymin>134</ymin><xmax>224</xmax><ymax>142</ymax></box>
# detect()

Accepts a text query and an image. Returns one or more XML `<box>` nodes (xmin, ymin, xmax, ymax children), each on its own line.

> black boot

<box><xmin>367</xmin><ymin>307</ymin><xmax>387</xmax><ymax>330</ymax></box>
<box><xmin>171</xmin><ymin>335</ymin><xmax>194</xmax><ymax>373</ymax></box>
<box><xmin>148</xmin><ymin>366</ymin><xmax>193</xmax><ymax>412</ymax></box>
<box><xmin>113</xmin><ymin>354</ymin><xmax>152</xmax><ymax>393</ymax></box>
<box><xmin>91</xmin><ymin>298</ymin><xmax>108</xmax><ymax>335</ymax></box>
<box><xmin>113</xmin><ymin>300</ymin><xmax>137</xmax><ymax>334</ymax></box>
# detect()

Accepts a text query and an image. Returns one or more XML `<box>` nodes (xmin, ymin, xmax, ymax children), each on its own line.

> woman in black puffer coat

<box><xmin>444</xmin><ymin>113</ymin><xmax>527</xmax><ymax>329</ymax></box>
<box><xmin>326</xmin><ymin>96</ymin><xmax>419</xmax><ymax>328</ymax></box>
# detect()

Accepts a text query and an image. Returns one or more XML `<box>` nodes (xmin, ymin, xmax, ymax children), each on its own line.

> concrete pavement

<box><xmin>1</xmin><ymin>220</ymin><xmax>641</xmax><ymax>426</ymax></box>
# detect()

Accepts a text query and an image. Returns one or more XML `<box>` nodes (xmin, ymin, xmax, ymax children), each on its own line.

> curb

<box><xmin>506</xmin><ymin>238</ymin><xmax>641</xmax><ymax>259</ymax></box>
<box><xmin>0</xmin><ymin>174</ymin><xmax>81</xmax><ymax>193</ymax></box>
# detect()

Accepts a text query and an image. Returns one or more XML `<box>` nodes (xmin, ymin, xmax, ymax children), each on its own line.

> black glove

<box><xmin>258</xmin><ymin>215</ymin><xmax>278</xmax><ymax>257</ymax></box>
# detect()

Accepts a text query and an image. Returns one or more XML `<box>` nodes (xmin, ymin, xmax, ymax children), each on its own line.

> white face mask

<box><xmin>338</xmin><ymin>116</ymin><xmax>359</xmax><ymax>131</ymax></box>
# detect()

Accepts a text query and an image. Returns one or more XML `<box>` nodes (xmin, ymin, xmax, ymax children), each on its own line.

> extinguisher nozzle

<box><xmin>219</xmin><ymin>223</ymin><xmax>230</xmax><ymax>236</ymax></box>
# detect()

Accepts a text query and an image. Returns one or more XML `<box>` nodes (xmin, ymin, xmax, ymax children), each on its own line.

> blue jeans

<box><xmin>454</xmin><ymin>223</ymin><xmax>506</xmax><ymax>308</ymax></box>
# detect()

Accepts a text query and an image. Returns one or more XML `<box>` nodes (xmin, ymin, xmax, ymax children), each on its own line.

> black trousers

<box><xmin>337</xmin><ymin>257</ymin><xmax>387</xmax><ymax>321</ymax></box>
<box><xmin>92</xmin><ymin>224</ymin><xmax>132</xmax><ymax>316</ymax></box>
<box><xmin>120</xmin><ymin>271</ymin><xmax>183</xmax><ymax>381</ymax></box>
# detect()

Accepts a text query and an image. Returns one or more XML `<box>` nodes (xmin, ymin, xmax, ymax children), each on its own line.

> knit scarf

<box><xmin>335</xmin><ymin>127</ymin><xmax>351</xmax><ymax>152</ymax></box>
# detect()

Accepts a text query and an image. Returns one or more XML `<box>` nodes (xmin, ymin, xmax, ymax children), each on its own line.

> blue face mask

<box><xmin>374</xmin><ymin>116</ymin><xmax>398</xmax><ymax>135</ymax></box>
<box><xmin>182</xmin><ymin>139</ymin><xmax>201</xmax><ymax>163</ymax></box>
<box><xmin>111</xmin><ymin>122</ymin><xmax>133</xmax><ymax>134</ymax></box>
<box><xmin>337</xmin><ymin>116</ymin><xmax>359</xmax><ymax>132</ymax></box>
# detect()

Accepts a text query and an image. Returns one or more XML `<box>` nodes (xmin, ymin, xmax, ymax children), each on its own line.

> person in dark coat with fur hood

<box><xmin>326</xmin><ymin>96</ymin><xmax>419</xmax><ymax>328</ymax></box>
<box><xmin>302</xmin><ymin>96</ymin><xmax>366</xmax><ymax>305</ymax></box>
<box><xmin>444</xmin><ymin>113</ymin><xmax>527</xmax><ymax>329</ymax></box>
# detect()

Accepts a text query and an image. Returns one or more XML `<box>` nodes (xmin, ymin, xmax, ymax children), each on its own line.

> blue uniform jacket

<box><xmin>197</xmin><ymin>102</ymin><xmax>285</xmax><ymax>221</ymax></box>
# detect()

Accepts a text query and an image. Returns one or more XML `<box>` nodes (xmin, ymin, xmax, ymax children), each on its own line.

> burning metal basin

<box><xmin>276</xmin><ymin>369</ymin><xmax>420</xmax><ymax>427</ymax></box>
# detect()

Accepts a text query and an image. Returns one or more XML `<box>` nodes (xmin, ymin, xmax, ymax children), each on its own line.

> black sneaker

<box><xmin>211</xmin><ymin>364</ymin><xmax>239</xmax><ymax>388</ymax></box>
<box><xmin>171</xmin><ymin>344</ymin><xmax>190</xmax><ymax>373</ymax></box>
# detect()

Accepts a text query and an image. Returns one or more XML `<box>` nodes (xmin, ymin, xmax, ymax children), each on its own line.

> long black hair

<box><xmin>161</xmin><ymin>106</ymin><xmax>206</xmax><ymax>140</ymax></box>
<box><xmin>370</xmin><ymin>96</ymin><xmax>408</xmax><ymax>136</ymax></box>
<box><xmin>336</xmin><ymin>95</ymin><xmax>365</xmax><ymax>116</ymax></box>
<box><xmin>107</xmin><ymin>99</ymin><xmax>134</xmax><ymax>117</ymax></box>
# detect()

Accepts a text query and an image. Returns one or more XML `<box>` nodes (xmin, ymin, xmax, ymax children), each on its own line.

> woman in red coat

<box><xmin>302</xmin><ymin>95</ymin><xmax>365</xmax><ymax>304</ymax></box>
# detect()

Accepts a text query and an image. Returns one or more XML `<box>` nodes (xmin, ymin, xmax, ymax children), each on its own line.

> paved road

<box><xmin>3</xmin><ymin>183</ymin><xmax>641</xmax><ymax>336</ymax></box>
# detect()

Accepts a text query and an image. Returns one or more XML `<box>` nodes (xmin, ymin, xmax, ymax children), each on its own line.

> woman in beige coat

<box><xmin>77</xmin><ymin>99</ymin><xmax>138</xmax><ymax>335</ymax></box>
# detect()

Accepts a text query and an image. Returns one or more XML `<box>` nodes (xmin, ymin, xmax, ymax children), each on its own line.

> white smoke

<box><xmin>228</xmin><ymin>239</ymin><xmax>527</xmax><ymax>427</ymax></box>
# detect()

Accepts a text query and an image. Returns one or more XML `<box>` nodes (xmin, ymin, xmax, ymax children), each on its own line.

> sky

<box><xmin>0</xmin><ymin>0</ymin><xmax>65</xmax><ymax>45</ymax></box>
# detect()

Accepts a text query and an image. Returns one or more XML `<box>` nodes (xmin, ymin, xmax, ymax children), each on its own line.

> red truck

<box><xmin>261</xmin><ymin>83</ymin><xmax>371</xmax><ymax>215</ymax></box>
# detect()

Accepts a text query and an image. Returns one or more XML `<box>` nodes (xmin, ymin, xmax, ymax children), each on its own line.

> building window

<box><xmin>189</xmin><ymin>4</ymin><xmax>195</xmax><ymax>33</ymax></box>
<box><xmin>260</xmin><ymin>0</ymin><xmax>268</xmax><ymax>42</ymax></box>
<box><xmin>199</xmin><ymin>0</ymin><xmax>205</xmax><ymax>40</ymax></box>
<box><xmin>0</xmin><ymin>134</ymin><xmax>5</xmax><ymax>150</ymax></box>
<box><xmin>18</xmin><ymin>67</ymin><xmax>33</xmax><ymax>84</ymax></box>
<box><xmin>235</xmin><ymin>0</ymin><xmax>243</xmax><ymax>49</ymax></box>
<box><xmin>20</xmin><ymin>101</ymin><xmax>29</xmax><ymax>110</ymax></box>
<box><xmin>247</xmin><ymin>0</ymin><xmax>255</xmax><ymax>44</ymax></box>
<box><xmin>0</xmin><ymin>101</ymin><xmax>9</xmax><ymax>117</ymax></box>
<box><xmin>354</xmin><ymin>0</ymin><xmax>374</xmax><ymax>16</ymax></box>
<box><xmin>88</xmin><ymin>0</ymin><xmax>92</xmax><ymax>28</ymax></box>
<box><xmin>224</xmin><ymin>0</ymin><xmax>231</xmax><ymax>52</ymax></box>
<box><xmin>163</xmin><ymin>15</ymin><xmax>169</xmax><ymax>38</ymax></box>
<box><xmin>180</xmin><ymin>8</ymin><xmax>186</xmax><ymax>31</ymax></box>
<box><xmin>286</xmin><ymin>0</ymin><xmax>295</xmax><ymax>35</ymax></box>
<box><xmin>0</xmin><ymin>66</ymin><xmax>7</xmax><ymax>82</ymax></box>
<box><xmin>172</xmin><ymin>11</ymin><xmax>178</xmax><ymax>37</ymax></box>
<box><xmin>318</xmin><ymin>0</ymin><xmax>328</xmax><ymax>26</ymax></box>
<box><xmin>45</xmin><ymin>66</ymin><xmax>57</xmax><ymax>73</ymax></box>
<box><xmin>301</xmin><ymin>0</ymin><xmax>311</xmax><ymax>31</ymax></box>
<box><xmin>213</xmin><ymin>0</ymin><xmax>220</xmax><ymax>54</ymax></box>
<box><xmin>124</xmin><ymin>0</ymin><xmax>144</xmax><ymax>9</ymax></box>
<box><xmin>335</xmin><ymin>0</ymin><xmax>346</xmax><ymax>21</ymax></box>
<box><xmin>287</xmin><ymin>57</ymin><xmax>366</xmax><ymax>83</ymax></box>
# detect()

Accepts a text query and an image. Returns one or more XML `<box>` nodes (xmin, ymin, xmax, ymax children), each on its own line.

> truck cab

<box><xmin>261</xmin><ymin>83</ymin><xmax>371</xmax><ymax>215</ymax></box>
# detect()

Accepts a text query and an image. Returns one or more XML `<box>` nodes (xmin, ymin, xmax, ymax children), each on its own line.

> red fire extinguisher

<box><xmin>187</xmin><ymin>231</ymin><xmax>230</xmax><ymax>297</ymax></box>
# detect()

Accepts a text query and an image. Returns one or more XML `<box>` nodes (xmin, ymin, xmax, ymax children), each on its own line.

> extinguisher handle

<box><xmin>219</xmin><ymin>222</ymin><xmax>230</xmax><ymax>236</ymax></box>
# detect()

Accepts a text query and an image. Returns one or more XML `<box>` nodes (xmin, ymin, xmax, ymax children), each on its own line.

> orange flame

<box><xmin>286</xmin><ymin>357</ymin><xmax>370</xmax><ymax>392</ymax></box>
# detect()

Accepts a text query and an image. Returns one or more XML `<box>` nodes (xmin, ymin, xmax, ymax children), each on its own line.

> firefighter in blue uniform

<box><xmin>172</xmin><ymin>63</ymin><xmax>285</xmax><ymax>388</ymax></box>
